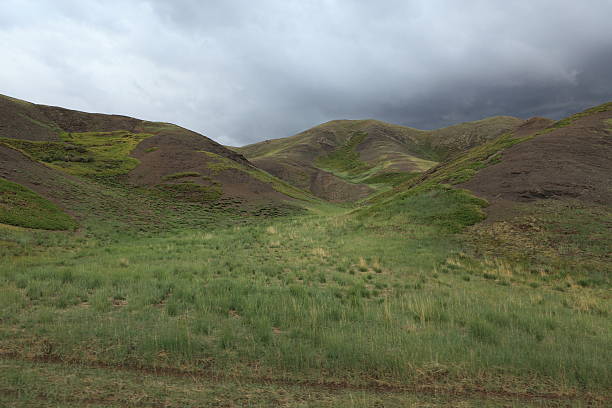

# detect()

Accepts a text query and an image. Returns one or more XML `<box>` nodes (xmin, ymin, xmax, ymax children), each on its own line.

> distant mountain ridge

<box><xmin>235</xmin><ymin>116</ymin><xmax>523</xmax><ymax>201</ymax></box>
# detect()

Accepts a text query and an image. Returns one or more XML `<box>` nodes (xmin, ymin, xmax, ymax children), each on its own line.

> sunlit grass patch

<box><xmin>0</xmin><ymin>178</ymin><xmax>77</xmax><ymax>230</ymax></box>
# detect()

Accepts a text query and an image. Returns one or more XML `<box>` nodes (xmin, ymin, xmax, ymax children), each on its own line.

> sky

<box><xmin>1</xmin><ymin>1</ymin><xmax>611</xmax><ymax>146</ymax></box>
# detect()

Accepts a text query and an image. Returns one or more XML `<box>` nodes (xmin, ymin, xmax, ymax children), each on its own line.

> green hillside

<box><xmin>236</xmin><ymin>116</ymin><xmax>522</xmax><ymax>201</ymax></box>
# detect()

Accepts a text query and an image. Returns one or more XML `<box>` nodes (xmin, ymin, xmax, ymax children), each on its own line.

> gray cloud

<box><xmin>1</xmin><ymin>0</ymin><xmax>611</xmax><ymax>145</ymax></box>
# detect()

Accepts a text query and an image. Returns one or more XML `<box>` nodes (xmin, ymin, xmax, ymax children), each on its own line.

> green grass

<box><xmin>0</xmin><ymin>189</ymin><xmax>609</xmax><ymax>402</ymax></box>
<box><xmin>315</xmin><ymin>131</ymin><xmax>371</xmax><ymax>176</ymax></box>
<box><xmin>1</xmin><ymin>101</ymin><xmax>610</xmax><ymax>405</ymax></box>
<box><xmin>0</xmin><ymin>178</ymin><xmax>77</xmax><ymax>230</ymax></box>
<box><xmin>0</xmin><ymin>138</ymin><xmax>92</xmax><ymax>164</ymax></box>
<box><xmin>55</xmin><ymin>131</ymin><xmax>152</xmax><ymax>177</ymax></box>
<box><xmin>313</xmin><ymin>132</ymin><xmax>433</xmax><ymax>193</ymax></box>
<box><xmin>2</xmin><ymin>359</ymin><xmax>572</xmax><ymax>407</ymax></box>
<box><xmin>361</xmin><ymin>186</ymin><xmax>487</xmax><ymax>233</ymax></box>
<box><xmin>313</xmin><ymin>131</ymin><xmax>422</xmax><ymax>191</ymax></box>
<box><xmin>550</xmin><ymin>102</ymin><xmax>612</xmax><ymax>129</ymax></box>
<box><xmin>360</xmin><ymin>171</ymin><xmax>419</xmax><ymax>186</ymax></box>
<box><xmin>0</xmin><ymin>131</ymin><xmax>153</xmax><ymax>179</ymax></box>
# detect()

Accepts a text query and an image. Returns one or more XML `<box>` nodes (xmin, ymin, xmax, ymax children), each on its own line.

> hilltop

<box><xmin>235</xmin><ymin>116</ymin><xmax>522</xmax><ymax>201</ymax></box>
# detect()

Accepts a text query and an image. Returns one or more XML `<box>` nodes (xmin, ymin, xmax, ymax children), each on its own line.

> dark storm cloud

<box><xmin>1</xmin><ymin>0</ymin><xmax>611</xmax><ymax>145</ymax></box>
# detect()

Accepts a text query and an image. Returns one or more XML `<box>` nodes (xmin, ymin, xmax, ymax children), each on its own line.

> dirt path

<box><xmin>1</xmin><ymin>352</ymin><xmax>606</xmax><ymax>405</ymax></box>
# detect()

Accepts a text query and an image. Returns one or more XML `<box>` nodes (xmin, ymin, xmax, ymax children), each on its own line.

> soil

<box><xmin>309</xmin><ymin>169</ymin><xmax>373</xmax><ymax>202</ymax></box>
<box><xmin>129</xmin><ymin>133</ymin><xmax>288</xmax><ymax>202</ymax></box>
<box><xmin>0</xmin><ymin>144</ymin><xmax>85</xmax><ymax>214</ymax></box>
<box><xmin>459</xmin><ymin>111</ymin><xmax>612</xmax><ymax>220</ymax></box>
<box><xmin>0</xmin><ymin>97</ymin><xmax>60</xmax><ymax>141</ymax></box>
<box><xmin>0</xmin><ymin>95</ymin><xmax>146</xmax><ymax>140</ymax></box>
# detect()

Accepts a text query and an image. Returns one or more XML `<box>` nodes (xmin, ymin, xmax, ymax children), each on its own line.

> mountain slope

<box><xmin>236</xmin><ymin>116</ymin><xmax>523</xmax><ymax>201</ymax></box>
<box><xmin>0</xmin><ymin>94</ymin><xmax>313</xmax><ymax>231</ymax></box>
<box><xmin>365</xmin><ymin>102</ymin><xmax>611</xmax><ymax>276</ymax></box>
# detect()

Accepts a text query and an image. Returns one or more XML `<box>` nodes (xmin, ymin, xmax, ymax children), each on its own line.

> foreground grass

<box><xmin>2</xmin><ymin>359</ymin><xmax>599</xmax><ymax>408</ymax></box>
<box><xmin>0</xmin><ymin>191</ymin><xmax>610</xmax><ymax>404</ymax></box>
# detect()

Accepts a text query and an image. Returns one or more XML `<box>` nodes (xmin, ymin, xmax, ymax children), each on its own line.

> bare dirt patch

<box><xmin>129</xmin><ymin>132</ymin><xmax>289</xmax><ymax>202</ymax></box>
<box><xmin>460</xmin><ymin>111</ymin><xmax>612</xmax><ymax>221</ymax></box>
<box><xmin>0</xmin><ymin>144</ymin><xmax>84</xmax><ymax>214</ymax></box>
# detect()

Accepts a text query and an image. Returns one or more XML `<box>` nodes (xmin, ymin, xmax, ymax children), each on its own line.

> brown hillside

<box><xmin>459</xmin><ymin>108</ymin><xmax>612</xmax><ymax>218</ymax></box>
<box><xmin>0</xmin><ymin>94</ymin><xmax>312</xmax><ymax>210</ymax></box>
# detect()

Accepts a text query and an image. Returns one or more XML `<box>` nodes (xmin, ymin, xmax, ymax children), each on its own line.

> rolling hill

<box><xmin>366</xmin><ymin>102</ymin><xmax>611</xmax><ymax>276</ymax></box>
<box><xmin>235</xmin><ymin>116</ymin><xmax>523</xmax><ymax>201</ymax></box>
<box><xmin>0</xmin><ymin>94</ymin><xmax>313</xmax><ymax>231</ymax></box>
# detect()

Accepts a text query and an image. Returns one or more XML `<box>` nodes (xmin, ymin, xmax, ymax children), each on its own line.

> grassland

<box><xmin>0</xmin><ymin>130</ymin><xmax>153</xmax><ymax>180</ymax></box>
<box><xmin>0</xmin><ymin>97</ymin><xmax>610</xmax><ymax>405</ymax></box>
<box><xmin>0</xmin><ymin>178</ymin><xmax>77</xmax><ymax>231</ymax></box>
<box><xmin>0</xmin><ymin>188</ymin><xmax>609</xmax><ymax>406</ymax></box>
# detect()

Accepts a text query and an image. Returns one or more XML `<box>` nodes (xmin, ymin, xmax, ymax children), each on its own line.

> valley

<box><xmin>0</xmin><ymin>94</ymin><xmax>610</xmax><ymax>407</ymax></box>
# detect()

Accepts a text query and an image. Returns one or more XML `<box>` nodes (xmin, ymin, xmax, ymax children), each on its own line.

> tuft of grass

<box><xmin>0</xmin><ymin>178</ymin><xmax>77</xmax><ymax>230</ymax></box>
<box><xmin>162</xmin><ymin>171</ymin><xmax>201</xmax><ymax>181</ymax></box>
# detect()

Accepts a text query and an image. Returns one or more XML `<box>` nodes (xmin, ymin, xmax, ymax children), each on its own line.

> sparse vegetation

<box><xmin>203</xmin><ymin>151</ymin><xmax>315</xmax><ymax>201</ymax></box>
<box><xmin>155</xmin><ymin>181</ymin><xmax>222</xmax><ymax>202</ymax></box>
<box><xmin>56</xmin><ymin>131</ymin><xmax>153</xmax><ymax>177</ymax></box>
<box><xmin>369</xmin><ymin>130</ymin><xmax>533</xmax><ymax>205</ymax></box>
<box><xmin>550</xmin><ymin>102</ymin><xmax>612</xmax><ymax>129</ymax></box>
<box><xmin>162</xmin><ymin>171</ymin><xmax>202</xmax><ymax>181</ymax></box>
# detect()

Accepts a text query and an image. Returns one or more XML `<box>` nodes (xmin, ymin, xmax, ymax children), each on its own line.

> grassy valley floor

<box><xmin>0</xmin><ymin>192</ymin><xmax>610</xmax><ymax>406</ymax></box>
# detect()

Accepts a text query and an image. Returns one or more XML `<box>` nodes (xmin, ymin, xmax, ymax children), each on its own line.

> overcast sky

<box><xmin>1</xmin><ymin>1</ymin><xmax>611</xmax><ymax>146</ymax></box>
